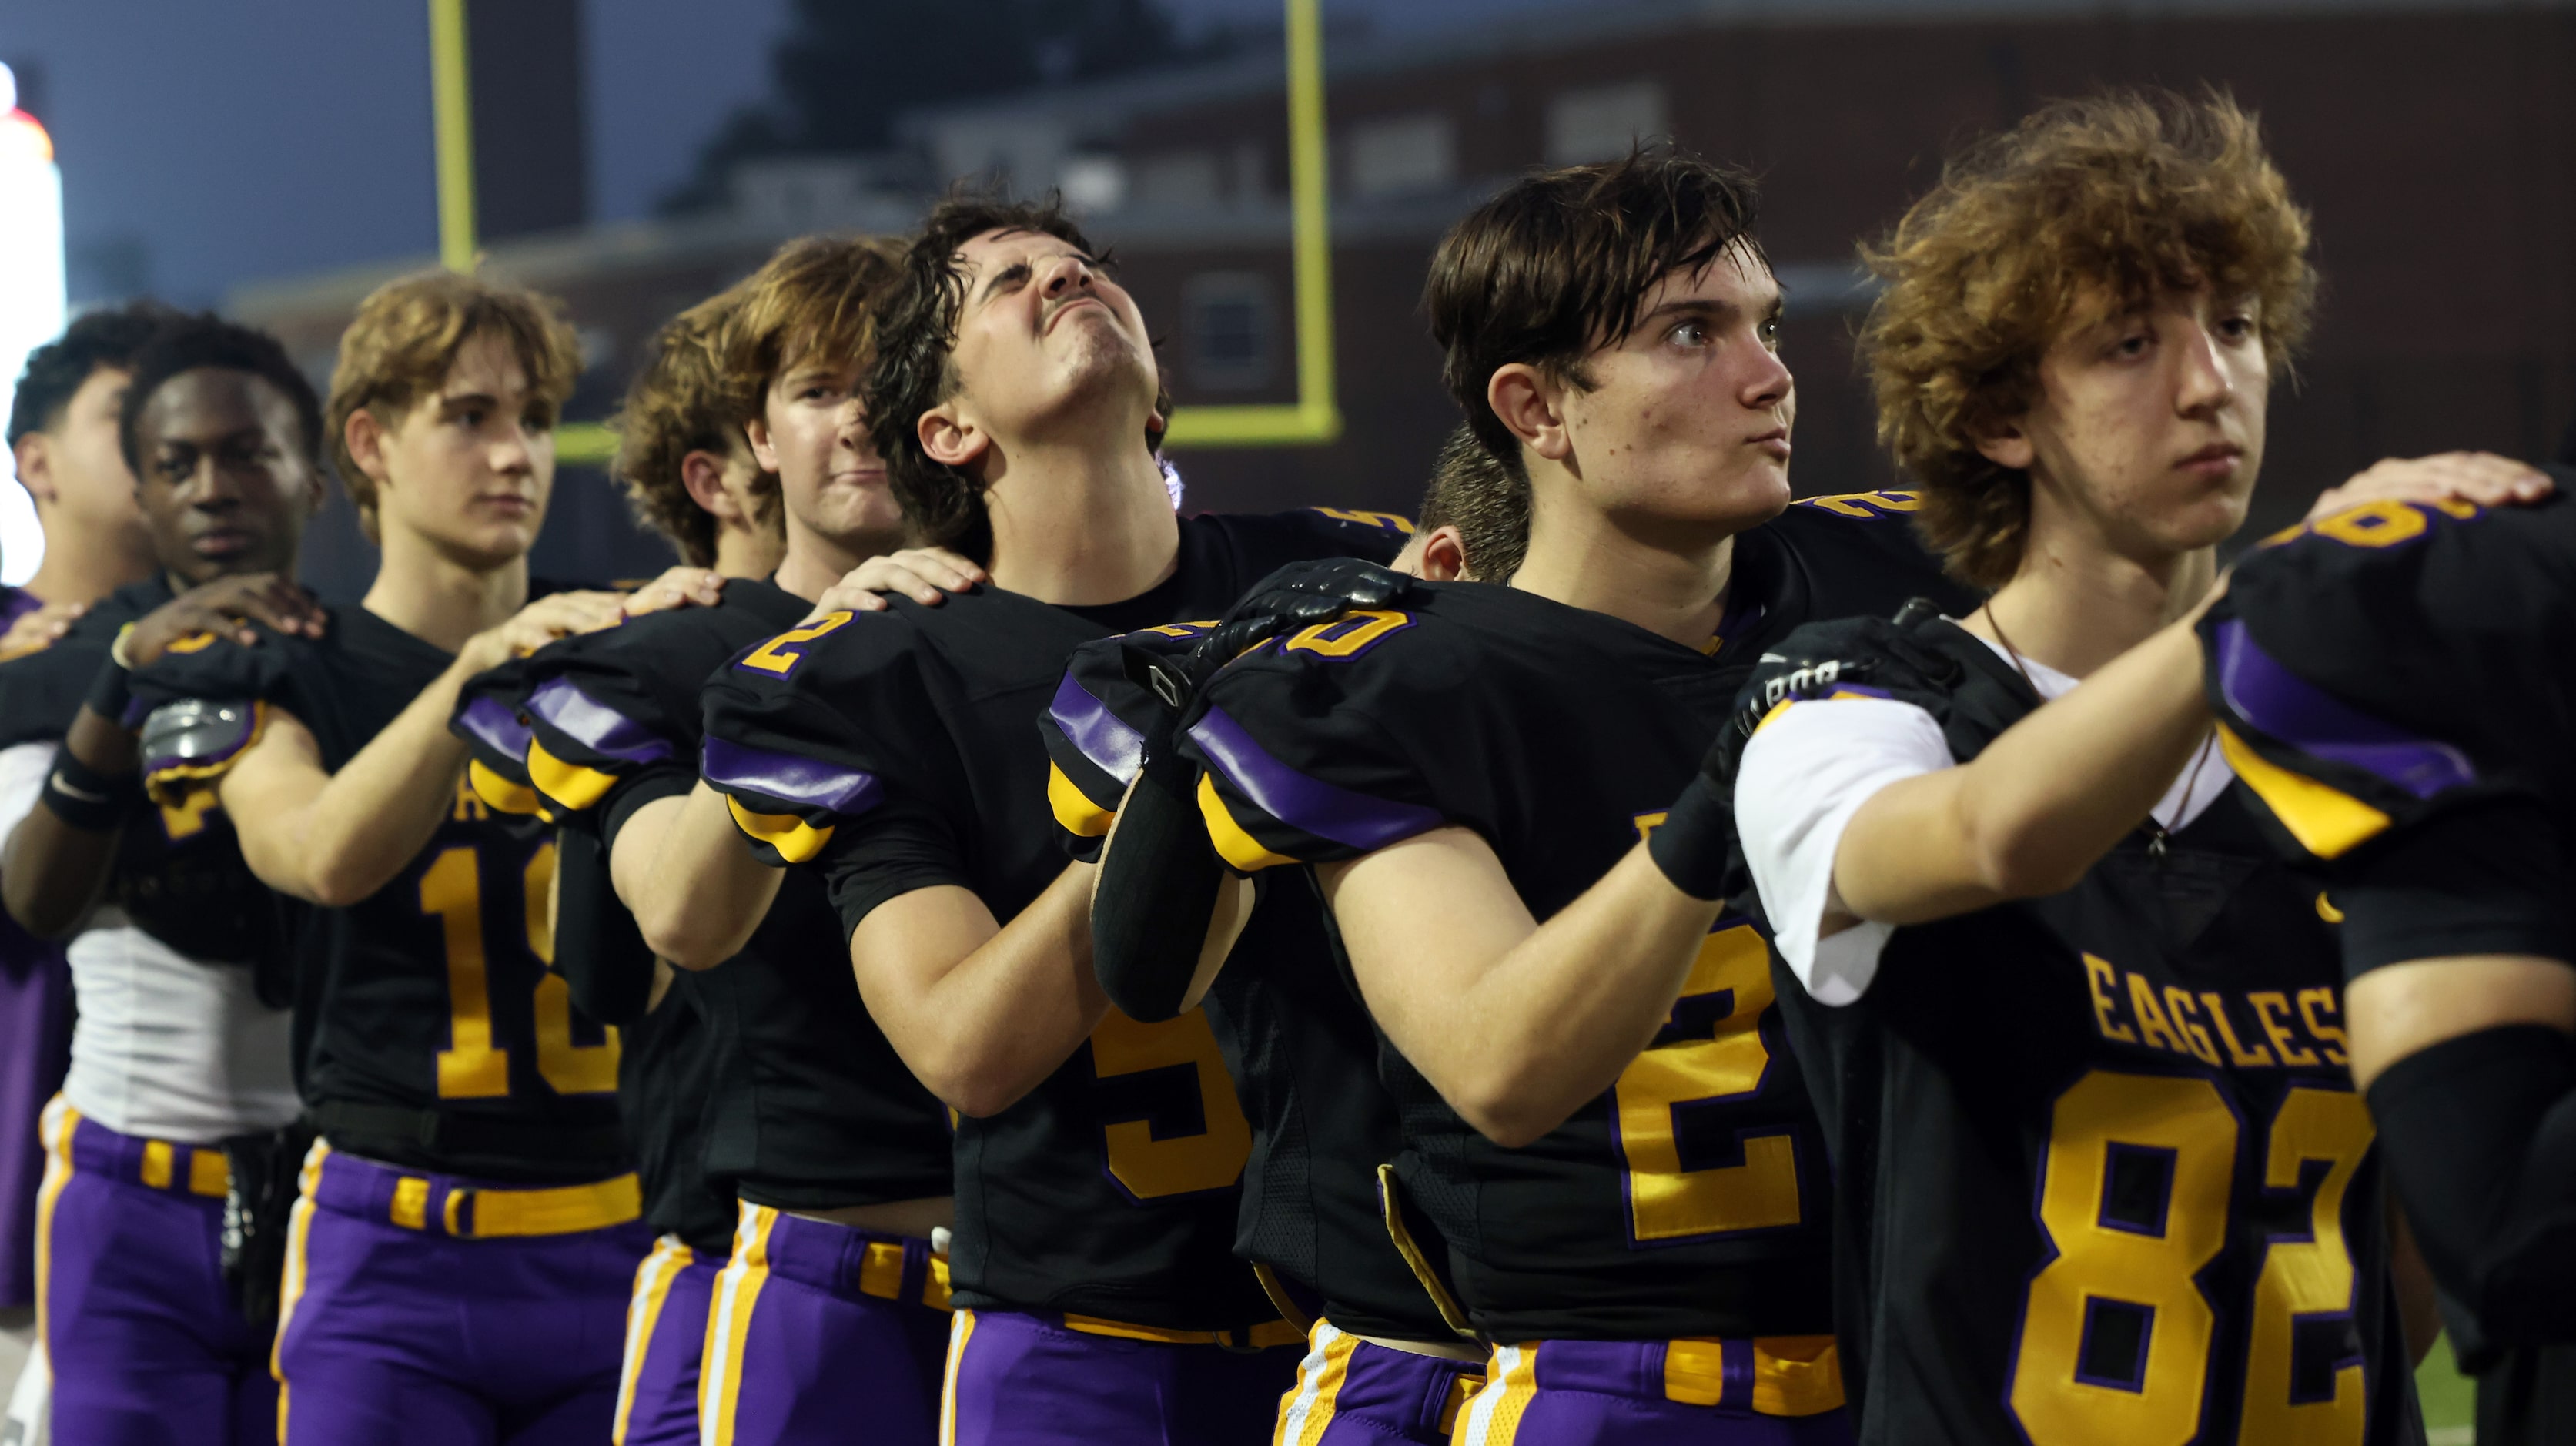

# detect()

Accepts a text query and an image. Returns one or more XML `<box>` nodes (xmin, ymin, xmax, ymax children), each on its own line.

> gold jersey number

<box><xmin>2011</xmin><ymin>1069</ymin><xmax>2374</xmax><ymax>1445</ymax></box>
<box><xmin>421</xmin><ymin>842</ymin><xmax>620</xmax><ymax>1100</ymax></box>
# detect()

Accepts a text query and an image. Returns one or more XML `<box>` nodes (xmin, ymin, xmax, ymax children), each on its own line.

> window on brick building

<box><xmin>1546</xmin><ymin>81</ymin><xmax>1668</xmax><ymax>164</ymax></box>
<box><xmin>1347</xmin><ymin>112</ymin><xmax>1457</xmax><ymax>198</ymax></box>
<box><xmin>1183</xmin><ymin>273</ymin><xmax>1275</xmax><ymax>391</ymax></box>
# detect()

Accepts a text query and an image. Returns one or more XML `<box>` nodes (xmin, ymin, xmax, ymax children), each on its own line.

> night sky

<box><xmin>7</xmin><ymin>0</ymin><xmax>1568</xmax><ymax>310</ymax></box>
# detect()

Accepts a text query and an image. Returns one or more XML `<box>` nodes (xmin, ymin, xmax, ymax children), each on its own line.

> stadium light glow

<box><xmin>0</xmin><ymin>61</ymin><xmax>69</xmax><ymax>586</ymax></box>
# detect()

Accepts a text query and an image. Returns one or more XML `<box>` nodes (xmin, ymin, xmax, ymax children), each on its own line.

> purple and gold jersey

<box><xmin>451</xmin><ymin>577</ymin><xmax>951</xmax><ymax>1237</ymax></box>
<box><xmin>132</xmin><ymin>604</ymin><xmax>625</xmax><ymax>1184</ymax></box>
<box><xmin>698</xmin><ymin>509</ymin><xmax>1410</xmax><ymax>1334</ymax></box>
<box><xmin>1180</xmin><ymin>579</ymin><xmax>1833</xmax><ymax>1344</ymax></box>
<box><xmin>1149</xmin><ymin>497</ymin><xmax>1969</xmax><ymax>1346</ymax></box>
<box><xmin>0</xmin><ymin>575</ymin><xmax>286</xmax><ymax>974</ymax></box>
<box><xmin>1043</xmin><ymin>621</ymin><xmax>1451</xmax><ymax>1341</ymax></box>
<box><xmin>1722</xmin><ymin>608</ymin><xmax>2418</xmax><ymax>1446</ymax></box>
<box><xmin>2203</xmin><ymin>478</ymin><xmax>2575</xmax><ymax>1446</ymax></box>
<box><xmin>2203</xmin><ymin>483</ymin><xmax>2574</xmax><ymax>976</ymax></box>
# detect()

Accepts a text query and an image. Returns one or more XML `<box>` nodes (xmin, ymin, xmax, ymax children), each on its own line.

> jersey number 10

<box><xmin>420</xmin><ymin>842</ymin><xmax>621</xmax><ymax>1100</ymax></box>
<box><xmin>2012</xmin><ymin>1070</ymin><xmax>2374</xmax><ymax>1445</ymax></box>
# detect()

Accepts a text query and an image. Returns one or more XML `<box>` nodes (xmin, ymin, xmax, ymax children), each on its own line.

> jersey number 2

<box><xmin>420</xmin><ymin>842</ymin><xmax>621</xmax><ymax>1099</ymax></box>
<box><xmin>1612</xmin><ymin>922</ymin><xmax>1803</xmax><ymax>1242</ymax></box>
<box><xmin>2010</xmin><ymin>1070</ymin><xmax>2373</xmax><ymax>1446</ymax></box>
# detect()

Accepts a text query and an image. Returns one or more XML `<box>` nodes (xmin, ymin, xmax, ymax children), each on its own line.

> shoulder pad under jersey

<box><xmin>139</xmin><ymin>697</ymin><xmax>270</xmax><ymax>805</ymax></box>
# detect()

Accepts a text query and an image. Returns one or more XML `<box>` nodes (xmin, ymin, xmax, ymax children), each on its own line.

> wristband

<box><xmin>40</xmin><ymin>748</ymin><xmax>143</xmax><ymax>832</ymax></box>
<box><xmin>1646</xmin><ymin>776</ymin><xmax>1735</xmax><ymax>902</ymax></box>
<box><xmin>85</xmin><ymin>641</ymin><xmax>135</xmax><ymax>728</ymax></box>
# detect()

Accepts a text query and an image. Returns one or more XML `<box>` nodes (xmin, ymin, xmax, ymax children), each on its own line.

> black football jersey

<box><xmin>1042</xmin><ymin>619</ymin><xmax>1449</xmax><ymax>1341</ymax></box>
<box><xmin>453</xmin><ymin>578</ymin><xmax>952</xmax><ymax>1220</ymax></box>
<box><xmin>2203</xmin><ymin>484</ymin><xmax>2574</xmax><ymax>1444</ymax></box>
<box><xmin>132</xmin><ymin>605</ymin><xmax>624</xmax><ymax>1184</ymax></box>
<box><xmin>1724</xmin><ymin>610</ymin><xmax>2418</xmax><ymax>1446</ymax></box>
<box><xmin>1150</xmin><ymin>495</ymin><xmax>1972</xmax><ymax>1344</ymax></box>
<box><xmin>0</xmin><ymin>575</ymin><xmax>289</xmax><ymax>976</ymax></box>
<box><xmin>2203</xmin><ymin>486</ymin><xmax>2574</xmax><ymax>971</ymax></box>
<box><xmin>699</xmin><ymin>508</ymin><xmax>1410</xmax><ymax>1331</ymax></box>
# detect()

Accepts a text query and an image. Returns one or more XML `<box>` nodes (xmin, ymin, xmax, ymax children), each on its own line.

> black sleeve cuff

<box><xmin>2333</xmin><ymin>798</ymin><xmax>2571</xmax><ymax>978</ymax></box>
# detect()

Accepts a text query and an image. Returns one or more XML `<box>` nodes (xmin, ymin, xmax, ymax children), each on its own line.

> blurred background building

<box><xmin>29</xmin><ymin>0</ymin><xmax>2576</xmax><ymax>599</ymax></box>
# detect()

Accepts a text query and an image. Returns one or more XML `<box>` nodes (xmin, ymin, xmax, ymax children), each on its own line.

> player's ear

<box><xmin>11</xmin><ymin>433</ymin><xmax>55</xmax><ymax>507</ymax></box>
<box><xmin>343</xmin><ymin>405</ymin><xmax>395</xmax><ymax>486</ymax></box>
<box><xmin>1417</xmin><ymin>524</ymin><xmax>1471</xmax><ymax>583</ymax></box>
<box><xmin>1975</xmin><ymin>420</ymin><xmax>2036</xmax><ymax>474</ymax></box>
<box><xmin>681</xmin><ymin>450</ymin><xmax>742</xmax><ymax>523</ymax></box>
<box><xmin>920</xmin><ymin>400</ymin><xmax>986</xmax><ymax>472</ymax></box>
<box><xmin>1487</xmin><ymin>363</ymin><xmax>1569</xmax><ymax>464</ymax></box>
<box><xmin>743</xmin><ymin>416</ymin><xmax>782</xmax><ymax>475</ymax></box>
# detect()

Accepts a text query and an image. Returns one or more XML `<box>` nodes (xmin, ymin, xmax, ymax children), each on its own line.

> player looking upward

<box><xmin>0</xmin><ymin>313</ymin><xmax>325</xmax><ymax>1443</ymax></box>
<box><xmin>694</xmin><ymin>192</ymin><xmax>1411</xmax><ymax>1446</ymax></box>
<box><xmin>1721</xmin><ymin>92</ymin><xmax>2527</xmax><ymax>1444</ymax></box>
<box><xmin>454</xmin><ymin>239</ymin><xmax>976</xmax><ymax>1446</ymax></box>
<box><xmin>128</xmin><ymin>270</ymin><xmax>714</xmax><ymax>1445</ymax></box>
<box><xmin>1122</xmin><ymin>149</ymin><xmax>1970</xmax><ymax>1446</ymax></box>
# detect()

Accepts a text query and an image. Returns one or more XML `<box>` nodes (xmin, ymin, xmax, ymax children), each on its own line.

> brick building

<box><xmin>233</xmin><ymin>0</ymin><xmax>2576</xmax><ymax>594</ymax></box>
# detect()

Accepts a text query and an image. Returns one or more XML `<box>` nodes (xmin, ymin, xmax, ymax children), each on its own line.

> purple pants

<box><xmin>940</xmin><ymin>1307</ymin><xmax>1303</xmax><ymax>1446</ymax></box>
<box><xmin>697</xmin><ymin>1203</ymin><xmax>952</xmax><ymax>1445</ymax></box>
<box><xmin>274</xmin><ymin>1142</ymin><xmax>652</xmax><ymax>1444</ymax></box>
<box><xmin>1454</xmin><ymin>1339</ymin><xmax>1854</xmax><ymax>1446</ymax></box>
<box><xmin>36</xmin><ymin>1100</ymin><xmax>273</xmax><ymax>1444</ymax></box>
<box><xmin>1273</xmin><ymin>1319</ymin><xmax>1484</xmax><ymax>1444</ymax></box>
<box><xmin>611</xmin><ymin>1236</ymin><xmax>718</xmax><ymax>1446</ymax></box>
<box><xmin>0</xmin><ymin>940</ymin><xmax>70</xmax><ymax>1308</ymax></box>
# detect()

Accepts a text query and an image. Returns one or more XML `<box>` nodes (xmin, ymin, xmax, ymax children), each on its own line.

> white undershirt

<box><xmin>1731</xmin><ymin>628</ymin><xmax>2235</xmax><ymax>1008</ymax></box>
<box><xmin>0</xmin><ymin>741</ymin><xmax>297</xmax><ymax>1143</ymax></box>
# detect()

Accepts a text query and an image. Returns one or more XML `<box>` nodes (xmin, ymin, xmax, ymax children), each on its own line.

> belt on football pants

<box><xmin>306</xmin><ymin>1140</ymin><xmax>641</xmax><ymax>1238</ymax></box>
<box><xmin>1057</xmin><ymin>1313</ymin><xmax>1307</xmax><ymax>1351</ymax></box>
<box><xmin>1481</xmin><ymin>1335</ymin><xmax>1845</xmax><ymax>1418</ymax></box>
<box><xmin>43</xmin><ymin>1098</ymin><xmax>232</xmax><ymax>1198</ymax></box>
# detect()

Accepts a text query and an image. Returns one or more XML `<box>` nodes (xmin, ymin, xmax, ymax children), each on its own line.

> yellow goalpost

<box><xmin>425</xmin><ymin>0</ymin><xmax>1341</xmax><ymax>468</ymax></box>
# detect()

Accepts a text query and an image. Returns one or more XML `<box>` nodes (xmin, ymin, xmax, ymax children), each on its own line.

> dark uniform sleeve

<box><xmin>450</xmin><ymin>653</ymin><xmax>547</xmax><ymax>818</ymax></box>
<box><xmin>1038</xmin><ymin>623</ymin><xmax>1213</xmax><ymax>864</ymax></box>
<box><xmin>2206</xmin><ymin>489</ymin><xmax>2576</xmax><ymax>1354</ymax></box>
<box><xmin>1285</xmin><ymin>507</ymin><xmax>1415</xmax><ymax>565</ymax></box>
<box><xmin>698</xmin><ymin>609</ymin><xmax>969</xmax><ymax>936</ymax></box>
<box><xmin>2200</xmin><ymin>493</ymin><xmax>2576</xmax><ymax>974</ymax></box>
<box><xmin>129</xmin><ymin>629</ymin><xmax>303</xmax><ymax>805</ymax></box>
<box><xmin>1176</xmin><ymin>607</ymin><xmax>1453</xmax><ymax>873</ymax></box>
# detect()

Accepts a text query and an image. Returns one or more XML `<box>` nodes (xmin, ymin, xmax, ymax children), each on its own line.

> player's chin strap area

<box><xmin>2364</xmin><ymin>1021</ymin><xmax>2576</xmax><ymax>1355</ymax></box>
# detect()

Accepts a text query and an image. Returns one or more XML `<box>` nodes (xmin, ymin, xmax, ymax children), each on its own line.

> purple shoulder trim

<box><xmin>526</xmin><ymin>677</ymin><xmax>674</xmax><ymax>765</ymax></box>
<box><xmin>700</xmin><ymin>735</ymin><xmax>881</xmax><ymax>816</ymax></box>
<box><xmin>2214</xmin><ymin>618</ymin><xmax>2474</xmax><ymax>799</ymax></box>
<box><xmin>1048</xmin><ymin>673</ymin><xmax>1145</xmax><ymax>783</ymax></box>
<box><xmin>455</xmin><ymin>695</ymin><xmax>531</xmax><ymax>762</ymax></box>
<box><xmin>1188</xmin><ymin>704</ymin><xmax>1443</xmax><ymax>853</ymax></box>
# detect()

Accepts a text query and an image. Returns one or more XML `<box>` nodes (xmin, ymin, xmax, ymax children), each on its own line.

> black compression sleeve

<box><xmin>2366</xmin><ymin>1023</ymin><xmax>2576</xmax><ymax>1347</ymax></box>
<box><xmin>1090</xmin><ymin>744</ymin><xmax>1227</xmax><ymax>1024</ymax></box>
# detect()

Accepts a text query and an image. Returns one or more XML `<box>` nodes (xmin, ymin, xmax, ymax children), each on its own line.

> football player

<box><xmin>126</xmin><ymin>270</ymin><xmax>716</xmax><ymax>1444</ymax></box>
<box><xmin>1114</xmin><ymin>149</ymin><xmax>1972</xmax><ymax>1444</ymax></box>
<box><xmin>0</xmin><ymin>301</ymin><xmax>169</xmax><ymax>1395</ymax></box>
<box><xmin>0</xmin><ymin>313</ymin><xmax>325</xmax><ymax>1442</ymax></box>
<box><xmin>694</xmin><ymin>192</ymin><xmax>1412</xmax><ymax>1445</ymax></box>
<box><xmin>455</xmin><ymin>239</ymin><xmax>975</xmax><ymax>1446</ymax></box>
<box><xmin>1722</xmin><ymin>92</ymin><xmax>2532</xmax><ymax>1444</ymax></box>
<box><xmin>2198</xmin><ymin>477</ymin><xmax>2574</xmax><ymax>1443</ymax></box>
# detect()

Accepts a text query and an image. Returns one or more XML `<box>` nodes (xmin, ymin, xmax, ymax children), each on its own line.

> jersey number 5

<box><xmin>2010</xmin><ymin>1070</ymin><xmax>2374</xmax><ymax>1446</ymax></box>
<box><xmin>420</xmin><ymin>842</ymin><xmax>621</xmax><ymax>1100</ymax></box>
<box><xmin>1089</xmin><ymin>1009</ymin><xmax>1254</xmax><ymax>1200</ymax></box>
<box><xmin>1612</xmin><ymin>922</ymin><xmax>1803</xmax><ymax>1243</ymax></box>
